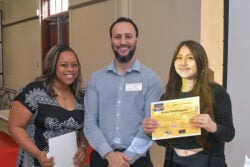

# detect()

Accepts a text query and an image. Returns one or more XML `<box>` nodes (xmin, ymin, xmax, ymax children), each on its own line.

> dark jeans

<box><xmin>90</xmin><ymin>150</ymin><xmax>153</xmax><ymax>167</ymax></box>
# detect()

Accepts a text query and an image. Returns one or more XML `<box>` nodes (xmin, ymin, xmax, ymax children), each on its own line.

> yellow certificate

<box><xmin>151</xmin><ymin>96</ymin><xmax>201</xmax><ymax>140</ymax></box>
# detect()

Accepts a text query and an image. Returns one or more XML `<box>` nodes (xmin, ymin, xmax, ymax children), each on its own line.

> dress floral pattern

<box><xmin>15</xmin><ymin>81</ymin><xmax>84</xmax><ymax>167</ymax></box>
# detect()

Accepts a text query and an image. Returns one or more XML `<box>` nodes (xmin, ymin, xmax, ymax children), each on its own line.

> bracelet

<box><xmin>80</xmin><ymin>144</ymin><xmax>88</xmax><ymax>152</ymax></box>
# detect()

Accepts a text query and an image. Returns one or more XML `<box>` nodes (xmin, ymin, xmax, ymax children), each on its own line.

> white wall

<box><xmin>225</xmin><ymin>0</ymin><xmax>250</xmax><ymax>166</ymax></box>
<box><xmin>70</xmin><ymin>0</ymin><xmax>114</xmax><ymax>87</ymax></box>
<box><xmin>131</xmin><ymin>0</ymin><xmax>201</xmax><ymax>86</ymax></box>
<box><xmin>2</xmin><ymin>0</ymin><xmax>41</xmax><ymax>90</ymax></box>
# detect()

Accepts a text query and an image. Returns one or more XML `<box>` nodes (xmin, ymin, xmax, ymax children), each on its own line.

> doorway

<box><xmin>41</xmin><ymin>0</ymin><xmax>69</xmax><ymax>60</ymax></box>
<box><xmin>41</xmin><ymin>13</ymin><xmax>69</xmax><ymax>60</ymax></box>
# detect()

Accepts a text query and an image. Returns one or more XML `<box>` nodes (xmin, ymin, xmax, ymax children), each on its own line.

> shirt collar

<box><xmin>107</xmin><ymin>59</ymin><xmax>141</xmax><ymax>74</ymax></box>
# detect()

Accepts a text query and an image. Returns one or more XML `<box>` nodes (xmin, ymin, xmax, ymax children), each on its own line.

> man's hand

<box><xmin>105</xmin><ymin>151</ymin><xmax>130</xmax><ymax>167</ymax></box>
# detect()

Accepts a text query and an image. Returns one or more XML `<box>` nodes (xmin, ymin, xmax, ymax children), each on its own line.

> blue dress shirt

<box><xmin>84</xmin><ymin>59</ymin><xmax>162</xmax><ymax>163</ymax></box>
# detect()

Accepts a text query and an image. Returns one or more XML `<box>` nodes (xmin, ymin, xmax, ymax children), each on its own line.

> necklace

<box><xmin>58</xmin><ymin>93</ymin><xmax>67</xmax><ymax>100</ymax></box>
<box><xmin>53</xmin><ymin>88</ymin><xmax>69</xmax><ymax>101</ymax></box>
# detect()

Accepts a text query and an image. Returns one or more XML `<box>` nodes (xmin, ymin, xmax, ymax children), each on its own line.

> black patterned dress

<box><xmin>14</xmin><ymin>81</ymin><xmax>84</xmax><ymax>167</ymax></box>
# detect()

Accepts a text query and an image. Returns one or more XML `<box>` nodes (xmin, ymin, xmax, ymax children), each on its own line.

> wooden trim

<box><xmin>3</xmin><ymin>16</ymin><xmax>39</xmax><ymax>27</ymax></box>
<box><xmin>69</xmin><ymin>0</ymin><xmax>108</xmax><ymax>10</ymax></box>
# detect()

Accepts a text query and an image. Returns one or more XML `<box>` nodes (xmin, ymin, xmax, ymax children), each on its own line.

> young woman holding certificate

<box><xmin>142</xmin><ymin>40</ymin><xmax>235</xmax><ymax>167</ymax></box>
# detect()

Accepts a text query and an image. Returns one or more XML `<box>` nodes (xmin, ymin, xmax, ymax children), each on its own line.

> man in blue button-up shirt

<box><xmin>84</xmin><ymin>17</ymin><xmax>162</xmax><ymax>167</ymax></box>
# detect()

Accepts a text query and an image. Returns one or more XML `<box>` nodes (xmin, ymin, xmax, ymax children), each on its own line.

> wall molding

<box><xmin>69</xmin><ymin>0</ymin><xmax>108</xmax><ymax>10</ymax></box>
<box><xmin>3</xmin><ymin>16</ymin><xmax>39</xmax><ymax>28</ymax></box>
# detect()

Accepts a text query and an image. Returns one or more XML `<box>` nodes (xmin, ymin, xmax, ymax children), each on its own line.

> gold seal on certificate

<box><xmin>151</xmin><ymin>96</ymin><xmax>201</xmax><ymax>140</ymax></box>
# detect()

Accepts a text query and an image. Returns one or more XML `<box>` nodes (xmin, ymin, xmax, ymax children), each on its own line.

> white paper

<box><xmin>244</xmin><ymin>155</ymin><xmax>250</xmax><ymax>167</ymax></box>
<box><xmin>47</xmin><ymin>131</ymin><xmax>77</xmax><ymax>167</ymax></box>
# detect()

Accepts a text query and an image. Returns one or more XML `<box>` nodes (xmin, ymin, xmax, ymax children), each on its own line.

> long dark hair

<box><xmin>162</xmin><ymin>40</ymin><xmax>214</xmax><ymax>147</ymax></box>
<box><xmin>36</xmin><ymin>44</ymin><xmax>83</xmax><ymax>100</ymax></box>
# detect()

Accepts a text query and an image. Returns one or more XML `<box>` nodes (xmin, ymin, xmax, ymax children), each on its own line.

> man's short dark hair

<box><xmin>109</xmin><ymin>17</ymin><xmax>139</xmax><ymax>37</ymax></box>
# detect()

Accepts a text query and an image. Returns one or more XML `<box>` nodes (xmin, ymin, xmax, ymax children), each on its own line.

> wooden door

<box><xmin>41</xmin><ymin>14</ymin><xmax>69</xmax><ymax>60</ymax></box>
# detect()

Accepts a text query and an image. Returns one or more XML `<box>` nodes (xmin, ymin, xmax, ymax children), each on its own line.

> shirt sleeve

<box><xmin>84</xmin><ymin>75</ymin><xmax>113</xmax><ymax>158</ymax></box>
<box><xmin>14</xmin><ymin>82</ymin><xmax>40</xmax><ymax>114</ymax></box>
<box><xmin>124</xmin><ymin>75</ymin><xmax>163</xmax><ymax>164</ymax></box>
<box><xmin>212</xmin><ymin>84</ymin><xmax>235</xmax><ymax>142</ymax></box>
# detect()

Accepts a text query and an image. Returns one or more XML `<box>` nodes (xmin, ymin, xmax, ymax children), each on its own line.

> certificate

<box><xmin>47</xmin><ymin>131</ymin><xmax>77</xmax><ymax>167</ymax></box>
<box><xmin>151</xmin><ymin>96</ymin><xmax>201</xmax><ymax>140</ymax></box>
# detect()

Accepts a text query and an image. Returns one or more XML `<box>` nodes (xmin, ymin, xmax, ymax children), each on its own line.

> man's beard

<box><xmin>113</xmin><ymin>46</ymin><xmax>136</xmax><ymax>63</ymax></box>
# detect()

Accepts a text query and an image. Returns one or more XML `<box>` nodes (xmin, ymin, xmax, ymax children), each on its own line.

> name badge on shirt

<box><xmin>125</xmin><ymin>83</ymin><xmax>142</xmax><ymax>91</ymax></box>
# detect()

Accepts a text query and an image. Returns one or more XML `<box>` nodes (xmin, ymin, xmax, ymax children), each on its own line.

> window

<box><xmin>42</xmin><ymin>0</ymin><xmax>68</xmax><ymax>19</ymax></box>
<box><xmin>50</xmin><ymin>0</ymin><xmax>68</xmax><ymax>15</ymax></box>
